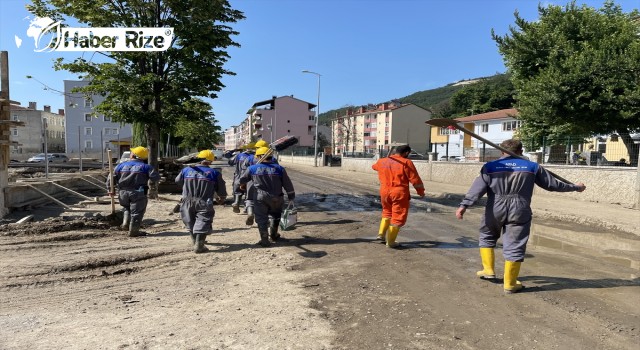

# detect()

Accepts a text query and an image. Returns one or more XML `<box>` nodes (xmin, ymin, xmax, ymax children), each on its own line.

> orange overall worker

<box><xmin>372</xmin><ymin>145</ymin><xmax>425</xmax><ymax>248</ymax></box>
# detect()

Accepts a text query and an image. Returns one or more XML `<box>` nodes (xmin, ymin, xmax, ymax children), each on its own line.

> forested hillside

<box><xmin>318</xmin><ymin>74</ymin><xmax>515</xmax><ymax>125</ymax></box>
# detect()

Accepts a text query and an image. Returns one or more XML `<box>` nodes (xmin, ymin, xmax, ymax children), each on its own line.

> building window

<box><xmin>85</xmin><ymin>113</ymin><xmax>92</xmax><ymax>122</ymax></box>
<box><xmin>309</xmin><ymin>115</ymin><xmax>314</xmax><ymax>121</ymax></box>
<box><xmin>502</xmin><ymin>120</ymin><xmax>521</xmax><ymax>131</ymax></box>
<box><xmin>384</xmin><ymin>131</ymin><xmax>389</xmax><ymax>136</ymax></box>
<box><xmin>12</xmin><ymin>115</ymin><xmax>19</xmax><ymax>121</ymax></box>
<box><xmin>103</xmin><ymin>115</ymin><xmax>111</xmax><ymax>122</ymax></box>
<box><xmin>85</xmin><ymin>127</ymin><xmax>92</xmax><ymax>135</ymax></box>
<box><xmin>111</xmin><ymin>128</ymin><xmax>118</xmax><ymax>135</ymax></box>
<box><xmin>62</xmin><ymin>120</ymin><xmax>65</xmax><ymax>127</ymax></box>
<box><xmin>481</xmin><ymin>123</ymin><xmax>489</xmax><ymax>133</ymax></box>
<box><xmin>84</xmin><ymin>98</ymin><xmax>93</xmax><ymax>108</ymax></box>
<box><xmin>371</xmin><ymin>123</ymin><xmax>377</xmax><ymax>128</ymax></box>
<box><xmin>62</xmin><ymin>132</ymin><xmax>65</xmax><ymax>139</ymax></box>
<box><xmin>104</xmin><ymin>128</ymin><xmax>110</xmax><ymax>135</ymax></box>
<box><xmin>385</xmin><ymin>122</ymin><xmax>389</xmax><ymax>127</ymax></box>
<box><xmin>85</xmin><ymin>140</ymin><xmax>93</xmax><ymax>149</ymax></box>
<box><xmin>11</xmin><ymin>128</ymin><xmax>18</xmax><ymax>136</ymax></box>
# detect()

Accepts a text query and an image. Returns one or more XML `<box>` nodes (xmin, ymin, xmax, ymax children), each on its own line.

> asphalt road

<box><xmin>282</xmin><ymin>166</ymin><xmax>639</xmax><ymax>349</ymax></box>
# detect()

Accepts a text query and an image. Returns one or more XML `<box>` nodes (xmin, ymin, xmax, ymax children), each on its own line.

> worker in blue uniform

<box><xmin>456</xmin><ymin>139</ymin><xmax>586</xmax><ymax>293</ymax></box>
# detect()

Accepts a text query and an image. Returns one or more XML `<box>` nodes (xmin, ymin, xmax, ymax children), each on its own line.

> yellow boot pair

<box><xmin>504</xmin><ymin>261</ymin><xmax>524</xmax><ymax>294</ymax></box>
<box><xmin>386</xmin><ymin>225</ymin><xmax>400</xmax><ymax>248</ymax></box>
<box><xmin>477</xmin><ymin>247</ymin><xmax>496</xmax><ymax>280</ymax></box>
<box><xmin>376</xmin><ymin>218</ymin><xmax>390</xmax><ymax>242</ymax></box>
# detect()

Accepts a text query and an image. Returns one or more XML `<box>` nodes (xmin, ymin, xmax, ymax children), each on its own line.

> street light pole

<box><xmin>302</xmin><ymin>70</ymin><xmax>321</xmax><ymax>167</ymax></box>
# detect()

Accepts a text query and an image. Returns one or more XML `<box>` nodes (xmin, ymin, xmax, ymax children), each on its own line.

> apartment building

<box><xmin>64</xmin><ymin>80</ymin><xmax>133</xmax><ymax>160</ymax></box>
<box><xmin>225</xmin><ymin>95</ymin><xmax>321</xmax><ymax>151</ymax></box>
<box><xmin>224</xmin><ymin>125</ymin><xmax>244</xmax><ymax>151</ymax></box>
<box><xmin>250</xmin><ymin>95</ymin><xmax>318</xmax><ymax>147</ymax></box>
<box><xmin>9</xmin><ymin>102</ymin><xmax>66</xmax><ymax>160</ymax></box>
<box><xmin>331</xmin><ymin>102</ymin><xmax>432</xmax><ymax>155</ymax></box>
<box><xmin>429</xmin><ymin>108</ymin><xmax>519</xmax><ymax>161</ymax></box>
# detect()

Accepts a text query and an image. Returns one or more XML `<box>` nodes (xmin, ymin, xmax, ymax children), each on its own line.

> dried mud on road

<box><xmin>0</xmin><ymin>166</ymin><xmax>638</xmax><ymax>350</ymax></box>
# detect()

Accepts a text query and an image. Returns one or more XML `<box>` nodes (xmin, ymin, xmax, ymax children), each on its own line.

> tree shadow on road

<box><xmin>519</xmin><ymin>275</ymin><xmax>640</xmax><ymax>292</ymax></box>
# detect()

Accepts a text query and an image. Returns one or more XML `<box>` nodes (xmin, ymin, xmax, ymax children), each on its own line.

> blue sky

<box><xmin>0</xmin><ymin>0</ymin><xmax>637</xmax><ymax>130</ymax></box>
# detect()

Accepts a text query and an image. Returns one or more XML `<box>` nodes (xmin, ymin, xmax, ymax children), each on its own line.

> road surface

<box><xmin>0</xmin><ymin>164</ymin><xmax>637</xmax><ymax>349</ymax></box>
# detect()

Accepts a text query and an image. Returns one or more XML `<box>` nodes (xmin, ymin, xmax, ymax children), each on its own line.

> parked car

<box><xmin>407</xmin><ymin>151</ymin><xmax>426</xmax><ymax>160</ymax></box>
<box><xmin>27</xmin><ymin>153</ymin><xmax>69</xmax><ymax>163</ymax></box>
<box><xmin>438</xmin><ymin>155</ymin><xmax>462</xmax><ymax>162</ymax></box>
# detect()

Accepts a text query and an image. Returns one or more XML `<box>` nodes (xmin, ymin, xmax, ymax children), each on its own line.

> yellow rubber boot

<box><xmin>504</xmin><ymin>261</ymin><xmax>524</xmax><ymax>294</ymax></box>
<box><xmin>476</xmin><ymin>248</ymin><xmax>496</xmax><ymax>280</ymax></box>
<box><xmin>386</xmin><ymin>225</ymin><xmax>400</xmax><ymax>248</ymax></box>
<box><xmin>377</xmin><ymin>218</ymin><xmax>390</xmax><ymax>241</ymax></box>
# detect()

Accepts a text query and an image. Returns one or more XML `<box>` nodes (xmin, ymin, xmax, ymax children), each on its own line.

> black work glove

<box><xmin>287</xmin><ymin>193</ymin><xmax>295</xmax><ymax>201</ymax></box>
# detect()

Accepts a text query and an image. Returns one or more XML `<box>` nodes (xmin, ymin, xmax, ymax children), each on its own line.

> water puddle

<box><xmin>529</xmin><ymin>221</ymin><xmax>640</xmax><ymax>270</ymax></box>
<box><xmin>298</xmin><ymin>193</ymin><xmax>380</xmax><ymax>212</ymax></box>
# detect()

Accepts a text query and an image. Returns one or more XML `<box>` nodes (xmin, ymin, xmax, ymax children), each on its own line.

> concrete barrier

<box><xmin>279</xmin><ymin>154</ymin><xmax>322</xmax><ymax>167</ymax></box>
<box><xmin>280</xmin><ymin>156</ymin><xmax>638</xmax><ymax>208</ymax></box>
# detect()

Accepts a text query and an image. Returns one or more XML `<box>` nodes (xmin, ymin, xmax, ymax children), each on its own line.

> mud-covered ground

<box><xmin>0</xmin><ymin>164</ymin><xmax>638</xmax><ymax>349</ymax></box>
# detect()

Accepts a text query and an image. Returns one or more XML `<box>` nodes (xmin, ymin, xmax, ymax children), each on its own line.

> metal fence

<box><xmin>278</xmin><ymin>136</ymin><xmax>639</xmax><ymax>168</ymax></box>
<box><xmin>530</xmin><ymin>136</ymin><xmax>639</xmax><ymax>167</ymax></box>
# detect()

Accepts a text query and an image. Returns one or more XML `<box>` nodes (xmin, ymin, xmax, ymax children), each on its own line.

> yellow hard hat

<box><xmin>130</xmin><ymin>146</ymin><xmax>149</xmax><ymax>160</ymax></box>
<box><xmin>255</xmin><ymin>147</ymin><xmax>270</xmax><ymax>156</ymax></box>
<box><xmin>255</xmin><ymin>140</ymin><xmax>268</xmax><ymax>148</ymax></box>
<box><xmin>197</xmin><ymin>150</ymin><xmax>215</xmax><ymax>162</ymax></box>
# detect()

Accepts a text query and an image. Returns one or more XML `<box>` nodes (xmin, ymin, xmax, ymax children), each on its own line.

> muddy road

<box><xmin>0</xmin><ymin>163</ymin><xmax>638</xmax><ymax>349</ymax></box>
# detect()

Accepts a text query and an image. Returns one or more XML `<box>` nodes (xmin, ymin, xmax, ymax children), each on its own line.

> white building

<box><xmin>430</xmin><ymin>109</ymin><xmax>520</xmax><ymax>161</ymax></box>
<box><xmin>64</xmin><ymin>80</ymin><xmax>133</xmax><ymax>160</ymax></box>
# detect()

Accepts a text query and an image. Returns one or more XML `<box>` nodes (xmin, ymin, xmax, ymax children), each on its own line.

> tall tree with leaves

<box><xmin>165</xmin><ymin>97</ymin><xmax>222</xmax><ymax>150</ymax></box>
<box><xmin>493</xmin><ymin>1</ymin><xmax>640</xmax><ymax>164</ymax></box>
<box><xmin>28</xmin><ymin>0</ymin><xmax>244</xmax><ymax>195</ymax></box>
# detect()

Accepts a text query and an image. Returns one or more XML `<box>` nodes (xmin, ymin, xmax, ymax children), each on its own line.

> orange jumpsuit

<box><xmin>372</xmin><ymin>155</ymin><xmax>425</xmax><ymax>226</ymax></box>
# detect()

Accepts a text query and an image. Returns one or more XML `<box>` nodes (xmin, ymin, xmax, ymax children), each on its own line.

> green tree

<box><xmin>28</xmin><ymin>0</ymin><xmax>244</xmax><ymax>195</ymax></box>
<box><xmin>493</xmin><ymin>1</ymin><xmax>640</xmax><ymax>164</ymax></box>
<box><xmin>172</xmin><ymin>99</ymin><xmax>222</xmax><ymax>150</ymax></box>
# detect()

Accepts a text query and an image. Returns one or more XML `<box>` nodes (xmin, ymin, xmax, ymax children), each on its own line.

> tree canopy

<box><xmin>448</xmin><ymin>74</ymin><xmax>516</xmax><ymax>117</ymax></box>
<box><xmin>493</xmin><ymin>0</ymin><xmax>640</xmax><ymax>162</ymax></box>
<box><xmin>28</xmin><ymin>0</ymin><xmax>244</xmax><ymax>193</ymax></box>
